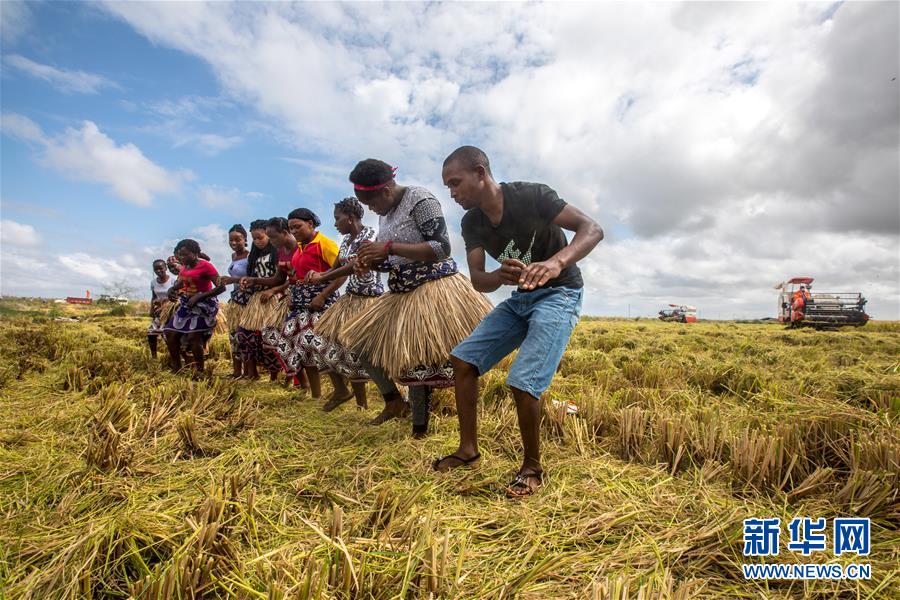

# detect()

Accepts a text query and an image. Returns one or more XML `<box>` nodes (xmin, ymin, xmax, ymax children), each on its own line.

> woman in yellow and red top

<box><xmin>263</xmin><ymin>209</ymin><xmax>348</xmax><ymax>404</ymax></box>
<box><xmin>163</xmin><ymin>238</ymin><xmax>226</xmax><ymax>374</ymax></box>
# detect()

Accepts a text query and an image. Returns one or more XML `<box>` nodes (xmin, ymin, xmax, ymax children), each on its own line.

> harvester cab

<box><xmin>775</xmin><ymin>277</ymin><xmax>868</xmax><ymax>328</ymax></box>
<box><xmin>658</xmin><ymin>304</ymin><xmax>698</xmax><ymax>323</ymax></box>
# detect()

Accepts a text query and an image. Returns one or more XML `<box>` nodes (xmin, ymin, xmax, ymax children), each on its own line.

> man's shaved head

<box><xmin>443</xmin><ymin>145</ymin><xmax>492</xmax><ymax>177</ymax></box>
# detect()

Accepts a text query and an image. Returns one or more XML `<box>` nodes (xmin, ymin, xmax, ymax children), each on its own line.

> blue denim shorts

<box><xmin>450</xmin><ymin>286</ymin><xmax>583</xmax><ymax>399</ymax></box>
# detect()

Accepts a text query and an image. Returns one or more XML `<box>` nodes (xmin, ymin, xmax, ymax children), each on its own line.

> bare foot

<box><xmin>369</xmin><ymin>400</ymin><xmax>410</xmax><ymax>425</ymax></box>
<box><xmin>322</xmin><ymin>391</ymin><xmax>354</xmax><ymax>412</ymax></box>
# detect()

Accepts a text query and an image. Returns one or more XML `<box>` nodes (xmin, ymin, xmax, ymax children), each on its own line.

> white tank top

<box><xmin>151</xmin><ymin>276</ymin><xmax>174</xmax><ymax>301</ymax></box>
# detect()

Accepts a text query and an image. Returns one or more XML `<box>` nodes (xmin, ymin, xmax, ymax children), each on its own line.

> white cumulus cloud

<box><xmin>1</xmin><ymin>112</ymin><xmax>45</xmax><ymax>143</ymax></box>
<box><xmin>95</xmin><ymin>2</ymin><xmax>900</xmax><ymax>318</ymax></box>
<box><xmin>2</xmin><ymin>114</ymin><xmax>192</xmax><ymax>206</ymax></box>
<box><xmin>0</xmin><ymin>1</ymin><xmax>33</xmax><ymax>45</ymax></box>
<box><xmin>57</xmin><ymin>253</ymin><xmax>143</xmax><ymax>283</ymax></box>
<box><xmin>0</xmin><ymin>221</ymin><xmax>235</xmax><ymax>300</ymax></box>
<box><xmin>4</xmin><ymin>54</ymin><xmax>119</xmax><ymax>94</ymax></box>
<box><xmin>0</xmin><ymin>219</ymin><xmax>40</xmax><ymax>248</ymax></box>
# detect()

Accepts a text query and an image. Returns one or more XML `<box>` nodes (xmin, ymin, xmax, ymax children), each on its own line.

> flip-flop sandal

<box><xmin>432</xmin><ymin>452</ymin><xmax>482</xmax><ymax>471</ymax></box>
<box><xmin>505</xmin><ymin>471</ymin><xmax>543</xmax><ymax>498</ymax></box>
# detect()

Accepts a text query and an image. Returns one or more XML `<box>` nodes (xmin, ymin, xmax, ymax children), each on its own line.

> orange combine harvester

<box><xmin>775</xmin><ymin>277</ymin><xmax>869</xmax><ymax>329</ymax></box>
<box><xmin>658</xmin><ymin>304</ymin><xmax>698</xmax><ymax>323</ymax></box>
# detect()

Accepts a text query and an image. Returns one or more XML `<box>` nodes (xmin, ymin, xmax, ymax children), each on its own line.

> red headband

<box><xmin>353</xmin><ymin>166</ymin><xmax>398</xmax><ymax>191</ymax></box>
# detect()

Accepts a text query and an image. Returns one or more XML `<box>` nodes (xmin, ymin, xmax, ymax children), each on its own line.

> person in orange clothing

<box><xmin>790</xmin><ymin>284</ymin><xmax>812</xmax><ymax>323</ymax></box>
<box><xmin>793</xmin><ymin>285</ymin><xmax>812</xmax><ymax>305</ymax></box>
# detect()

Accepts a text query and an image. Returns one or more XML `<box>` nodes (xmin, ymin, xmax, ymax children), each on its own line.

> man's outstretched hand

<box><xmin>498</xmin><ymin>259</ymin><xmax>525</xmax><ymax>286</ymax></box>
<box><xmin>518</xmin><ymin>259</ymin><xmax>562</xmax><ymax>290</ymax></box>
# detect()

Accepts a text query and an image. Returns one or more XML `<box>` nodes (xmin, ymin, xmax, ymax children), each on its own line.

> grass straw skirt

<box><xmin>315</xmin><ymin>293</ymin><xmax>380</xmax><ymax>382</ymax></box>
<box><xmin>215</xmin><ymin>310</ymin><xmax>228</xmax><ymax>335</ymax></box>
<box><xmin>223</xmin><ymin>301</ymin><xmax>245</xmax><ymax>333</ymax></box>
<box><xmin>157</xmin><ymin>299</ymin><xmax>176</xmax><ymax>330</ymax></box>
<box><xmin>240</xmin><ymin>292</ymin><xmax>290</xmax><ymax>331</ymax></box>
<box><xmin>341</xmin><ymin>273</ymin><xmax>492</xmax><ymax>385</ymax></box>
<box><xmin>316</xmin><ymin>293</ymin><xmax>380</xmax><ymax>346</ymax></box>
<box><xmin>232</xmin><ymin>292</ymin><xmax>284</xmax><ymax>371</ymax></box>
<box><xmin>148</xmin><ymin>300</ymin><xmax>173</xmax><ymax>335</ymax></box>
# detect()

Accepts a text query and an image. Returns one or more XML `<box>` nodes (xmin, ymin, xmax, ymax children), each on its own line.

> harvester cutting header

<box><xmin>775</xmin><ymin>277</ymin><xmax>868</xmax><ymax>328</ymax></box>
<box><xmin>658</xmin><ymin>304</ymin><xmax>698</xmax><ymax>323</ymax></box>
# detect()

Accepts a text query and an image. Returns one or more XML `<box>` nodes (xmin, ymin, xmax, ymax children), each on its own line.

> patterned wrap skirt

<box><xmin>236</xmin><ymin>291</ymin><xmax>287</xmax><ymax>372</ymax></box>
<box><xmin>316</xmin><ymin>292</ymin><xmax>382</xmax><ymax>383</ymax></box>
<box><xmin>234</xmin><ymin>327</ymin><xmax>281</xmax><ymax>373</ymax></box>
<box><xmin>163</xmin><ymin>295</ymin><xmax>219</xmax><ymax>340</ymax></box>
<box><xmin>263</xmin><ymin>283</ymin><xmax>339</xmax><ymax>375</ymax></box>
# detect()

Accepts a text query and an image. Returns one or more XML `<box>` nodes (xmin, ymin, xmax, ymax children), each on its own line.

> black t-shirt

<box><xmin>461</xmin><ymin>181</ymin><xmax>583</xmax><ymax>290</ymax></box>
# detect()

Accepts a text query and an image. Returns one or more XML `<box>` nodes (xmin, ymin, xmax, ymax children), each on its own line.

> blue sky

<box><xmin>2</xmin><ymin>3</ymin><xmax>348</xmax><ymax>253</ymax></box>
<box><xmin>2</xmin><ymin>1</ymin><xmax>898</xmax><ymax>318</ymax></box>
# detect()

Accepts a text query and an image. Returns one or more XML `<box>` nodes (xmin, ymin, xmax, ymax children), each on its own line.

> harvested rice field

<box><xmin>1</xmin><ymin>299</ymin><xmax>898</xmax><ymax>599</ymax></box>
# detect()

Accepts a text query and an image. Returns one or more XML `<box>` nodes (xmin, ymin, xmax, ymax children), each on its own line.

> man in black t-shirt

<box><xmin>434</xmin><ymin>146</ymin><xmax>603</xmax><ymax>497</ymax></box>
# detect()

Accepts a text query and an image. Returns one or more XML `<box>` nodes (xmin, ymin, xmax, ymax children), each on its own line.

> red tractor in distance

<box><xmin>658</xmin><ymin>304</ymin><xmax>698</xmax><ymax>323</ymax></box>
<box><xmin>776</xmin><ymin>277</ymin><xmax>869</xmax><ymax>329</ymax></box>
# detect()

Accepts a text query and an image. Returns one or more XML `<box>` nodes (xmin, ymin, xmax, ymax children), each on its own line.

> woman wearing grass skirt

<box><xmin>230</xmin><ymin>219</ymin><xmax>282</xmax><ymax>380</ymax></box>
<box><xmin>308</xmin><ymin>197</ymin><xmax>383</xmax><ymax>412</ymax></box>
<box><xmin>147</xmin><ymin>259</ymin><xmax>175</xmax><ymax>359</ymax></box>
<box><xmin>217</xmin><ymin>224</ymin><xmax>250</xmax><ymax>378</ymax></box>
<box><xmin>242</xmin><ymin>218</ymin><xmax>309</xmax><ymax>389</ymax></box>
<box><xmin>262</xmin><ymin>211</ymin><xmax>353</xmax><ymax>404</ymax></box>
<box><xmin>163</xmin><ymin>239</ymin><xmax>226</xmax><ymax>375</ymax></box>
<box><xmin>341</xmin><ymin>159</ymin><xmax>493</xmax><ymax>437</ymax></box>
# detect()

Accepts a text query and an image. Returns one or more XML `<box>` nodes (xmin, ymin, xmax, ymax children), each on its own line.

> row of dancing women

<box><xmin>146</xmin><ymin>148</ymin><xmax>603</xmax><ymax>496</ymax></box>
<box><xmin>148</xmin><ymin>158</ymin><xmax>491</xmax><ymax>439</ymax></box>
